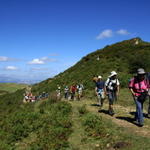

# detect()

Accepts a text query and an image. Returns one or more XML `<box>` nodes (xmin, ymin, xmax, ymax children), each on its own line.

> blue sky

<box><xmin>0</xmin><ymin>0</ymin><xmax>150</xmax><ymax>82</ymax></box>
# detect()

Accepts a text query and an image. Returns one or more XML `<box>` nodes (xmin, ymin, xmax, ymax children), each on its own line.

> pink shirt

<box><xmin>129</xmin><ymin>77</ymin><xmax>149</xmax><ymax>96</ymax></box>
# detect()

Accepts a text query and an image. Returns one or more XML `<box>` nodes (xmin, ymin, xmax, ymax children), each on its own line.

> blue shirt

<box><xmin>96</xmin><ymin>81</ymin><xmax>105</xmax><ymax>89</ymax></box>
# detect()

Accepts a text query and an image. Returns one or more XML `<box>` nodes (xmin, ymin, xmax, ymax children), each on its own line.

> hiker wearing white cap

<box><xmin>95</xmin><ymin>75</ymin><xmax>105</xmax><ymax>109</ymax></box>
<box><xmin>105</xmin><ymin>71</ymin><xmax>120</xmax><ymax>116</ymax></box>
<box><xmin>56</xmin><ymin>85</ymin><xmax>61</xmax><ymax>100</ymax></box>
<box><xmin>129</xmin><ymin>68</ymin><xmax>150</xmax><ymax>127</ymax></box>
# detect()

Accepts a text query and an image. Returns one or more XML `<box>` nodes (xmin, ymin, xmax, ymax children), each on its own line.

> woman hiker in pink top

<box><xmin>129</xmin><ymin>68</ymin><xmax>150</xmax><ymax>127</ymax></box>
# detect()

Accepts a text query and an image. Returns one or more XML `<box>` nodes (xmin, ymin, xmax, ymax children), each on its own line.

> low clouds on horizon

<box><xmin>4</xmin><ymin>66</ymin><xmax>18</xmax><ymax>71</ymax></box>
<box><xmin>28</xmin><ymin>57</ymin><xmax>57</xmax><ymax>65</ymax></box>
<box><xmin>0</xmin><ymin>56</ymin><xmax>19</xmax><ymax>62</ymax></box>
<box><xmin>96</xmin><ymin>29</ymin><xmax>131</xmax><ymax>39</ymax></box>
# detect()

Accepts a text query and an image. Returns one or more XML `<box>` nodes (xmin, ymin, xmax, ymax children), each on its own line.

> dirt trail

<box><xmin>68</xmin><ymin>98</ymin><xmax>150</xmax><ymax>138</ymax></box>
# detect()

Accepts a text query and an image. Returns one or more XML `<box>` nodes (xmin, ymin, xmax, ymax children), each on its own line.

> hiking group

<box><xmin>23</xmin><ymin>91</ymin><xmax>49</xmax><ymax>103</ymax></box>
<box><xmin>23</xmin><ymin>67</ymin><xmax>150</xmax><ymax>127</ymax></box>
<box><xmin>94</xmin><ymin>71</ymin><xmax>120</xmax><ymax>116</ymax></box>
<box><xmin>56</xmin><ymin>83</ymin><xmax>84</xmax><ymax>101</ymax></box>
<box><xmin>94</xmin><ymin>68</ymin><xmax>150</xmax><ymax>127</ymax></box>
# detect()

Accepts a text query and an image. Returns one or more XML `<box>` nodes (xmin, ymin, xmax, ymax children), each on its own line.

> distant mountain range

<box><xmin>0</xmin><ymin>75</ymin><xmax>42</xmax><ymax>84</ymax></box>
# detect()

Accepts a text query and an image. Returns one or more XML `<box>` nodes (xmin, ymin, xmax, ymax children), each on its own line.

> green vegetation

<box><xmin>0</xmin><ymin>90</ymin><xmax>72</xmax><ymax>149</ymax></box>
<box><xmin>0</xmin><ymin>38</ymin><xmax>150</xmax><ymax>149</ymax></box>
<box><xmin>0</xmin><ymin>83</ymin><xmax>27</xmax><ymax>94</ymax></box>
<box><xmin>68</xmin><ymin>98</ymin><xmax>150</xmax><ymax>150</ymax></box>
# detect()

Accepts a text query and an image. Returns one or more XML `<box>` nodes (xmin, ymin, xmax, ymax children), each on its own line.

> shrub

<box><xmin>78</xmin><ymin>105</ymin><xmax>88</xmax><ymax>115</ymax></box>
<box><xmin>82</xmin><ymin>113</ymin><xmax>107</xmax><ymax>138</ymax></box>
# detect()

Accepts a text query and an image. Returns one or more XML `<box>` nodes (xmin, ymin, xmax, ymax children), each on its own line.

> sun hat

<box><xmin>109</xmin><ymin>71</ymin><xmax>117</xmax><ymax>77</ymax></box>
<box><xmin>137</xmin><ymin>68</ymin><xmax>146</xmax><ymax>75</ymax></box>
<box><xmin>98</xmin><ymin>75</ymin><xmax>102</xmax><ymax>79</ymax></box>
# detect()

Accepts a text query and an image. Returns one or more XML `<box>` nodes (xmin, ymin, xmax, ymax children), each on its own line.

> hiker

<box><xmin>56</xmin><ymin>85</ymin><xmax>61</xmax><ymax>100</ymax></box>
<box><xmin>23</xmin><ymin>94</ymin><xmax>29</xmax><ymax>103</ymax></box>
<box><xmin>28</xmin><ymin>92</ymin><xmax>33</xmax><ymax>102</ymax></box>
<box><xmin>129</xmin><ymin>68</ymin><xmax>149</xmax><ymax>127</ymax></box>
<box><xmin>92</xmin><ymin>75</ymin><xmax>98</xmax><ymax>84</ymax></box>
<box><xmin>70</xmin><ymin>84</ymin><xmax>77</xmax><ymax>100</ymax></box>
<box><xmin>31</xmin><ymin>96</ymin><xmax>36</xmax><ymax>102</ymax></box>
<box><xmin>77</xmin><ymin>84</ymin><xmax>84</xmax><ymax>100</ymax></box>
<box><xmin>41</xmin><ymin>92</ymin><xmax>49</xmax><ymax>99</ymax></box>
<box><xmin>105</xmin><ymin>71</ymin><xmax>120</xmax><ymax>116</ymax></box>
<box><xmin>95</xmin><ymin>76</ymin><xmax>105</xmax><ymax>109</ymax></box>
<box><xmin>64</xmin><ymin>86</ymin><xmax>69</xmax><ymax>99</ymax></box>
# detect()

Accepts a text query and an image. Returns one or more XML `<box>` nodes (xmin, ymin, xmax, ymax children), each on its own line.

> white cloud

<box><xmin>116</xmin><ymin>29</ymin><xmax>130</xmax><ymax>35</ymax></box>
<box><xmin>28</xmin><ymin>57</ymin><xmax>56</xmax><ymax>65</ymax></box>
<box><xmin>28</xmin><ymin>58</ymin><xmax>45</xmax><ymax>64</ymax></box>
<box><xmin>0</xmin><ymin>56</ymin><xmax>20</xmax><ymax>62</ymax></box>
<box><xmin>96</xmin><ymin>29</ymin><xmax>113</xmax><ymax>39</ymax></box>
<box><xmin>0</xmin><ymin>56</ymin><xmax>10</xmax><ymax>61</ymax></box>
<box><xmin>5</xmin><ymin>66</ymin><xmax>18</xmax><ymax>70</ymax></box>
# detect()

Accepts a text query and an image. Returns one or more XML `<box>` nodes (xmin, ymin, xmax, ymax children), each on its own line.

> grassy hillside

<box><xmin>32</xmin><ymin>37</ymin><xmax>150</xmax><ymax>93</ymax></box>
<box><xmin>0</xmin><ymin>89</ymin><xmax>150</xmax><ymax>149</ymax></box>
<box><xmin>0</xmin><ymin>38</ymin><xmax>150</xmax><ymax>149</ymax></box>
<box><xmin>0</xmin><ymin>83</ymin><xmax>28</xmax><ymax>94</ymax></box>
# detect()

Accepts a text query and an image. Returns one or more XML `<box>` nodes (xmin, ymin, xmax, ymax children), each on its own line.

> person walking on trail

<box><xmin>77</xmin><ymin>84</ymin><xmax>84</xmax><ymax>100</ymax></box>
<box><xmin>70</xmin><ymin>84</ymin><xmax>77</xmax><ymax>100</ymax></box>
<box><xmin>95</xmin><ymin>76</ymin><xmax>105</xmax><ymax>109</ymax></box>
<box><xmin>64</xmin><ymin>86</ymin><xmax>69</xmax><ymax>99</ymax></box>
<box><xmin>92</xmin><ymin>75</ymin><xmax>98</xmax><ymax>84</ymax></box>
<box><xmin>105</xmin><ymin>71</ymin><xmax>120</xmax><ymax>116</ymax></box>
<box><xmin>56</xmin><ymin>85</ymin><xmax>61</xmax><ymax>100</ymax></box>
<box><xmin>129</xmin><ymin>68</ymin><xmax>150</xmax><ymax>127</ymax></box>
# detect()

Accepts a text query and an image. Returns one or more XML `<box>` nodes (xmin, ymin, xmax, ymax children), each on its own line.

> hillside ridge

<box><xmin>32</xmin><ymin>37</ymin><xmax>150</xmax><ymax>94</ymax></box>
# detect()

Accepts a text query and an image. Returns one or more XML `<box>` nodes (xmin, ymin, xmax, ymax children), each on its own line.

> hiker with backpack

<box><xmin>70</xmin><ymin>84</ymin><xmax>77</xmax><ymax>100</ymax></box>
<box><xmin>129</xmin><ymin>68</ymin><xmax>150</xmax><ymax>127</ymax></box>
<box><xmin>95</xmin><ymin>76</ymin><xmax>105</xmax><ymax>109</ymax></box>
<box><xmin>105</xmin><ymin>71</ymin><xmax>120</xmax><ymax>116</ymax></box>
<box><xmin>93</xmin><ymin>75</ymin><xmax>98</xmax><ymax>84</ymax></box>
<box><xmin>64</xmin><ymin>86</ymin><xmax>69</xmax><ymax>99</ymax></box>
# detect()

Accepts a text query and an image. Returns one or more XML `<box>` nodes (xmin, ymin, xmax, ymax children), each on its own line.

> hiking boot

<box><xmin>138</xmin><ymin>123</ymin><xmax>144</xmax><ymax>127</ymax></box>
<box><xmin>109</xmin><ymin>109</ymin><xmax>115</xmax><ymax>116</ymax></box>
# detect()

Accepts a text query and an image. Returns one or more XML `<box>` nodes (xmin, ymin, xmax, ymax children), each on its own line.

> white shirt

<box><xmin>105</xmin><ymin>78</ymin><xmax>120</xmax><ymax>91</ymax></box>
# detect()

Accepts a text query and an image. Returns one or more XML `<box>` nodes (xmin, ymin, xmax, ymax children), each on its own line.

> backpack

<box><xmin>146</xmin><ymin>72</ymin><xmax>150</xmax><ymax>83</ymax></box>
<box><xmin>106</xmin><ymin>78</ymin><xmax>118</xmax><ymax>91</ymax></box>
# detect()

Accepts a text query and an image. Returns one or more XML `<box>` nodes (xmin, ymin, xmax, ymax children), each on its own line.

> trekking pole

<box><xmin>148</xmin><ymin>95</ymin><xmax>150</xmax><ymax>115</ymax></box>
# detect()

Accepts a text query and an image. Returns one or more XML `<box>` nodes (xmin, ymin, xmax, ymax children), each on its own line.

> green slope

<box><xmin>32</xmin><ymin>37</ymin><xmax>150</xmax><ymax>93</ymax></box>
<box><xmin>0</xmin><ymin>38</ymin><xmax>150</xmax><ymax>149</ymax></box>
<box><xmin>0</xmin><ymin>83</ymin><xmax>28</xmax><ymax>94</ymax></box>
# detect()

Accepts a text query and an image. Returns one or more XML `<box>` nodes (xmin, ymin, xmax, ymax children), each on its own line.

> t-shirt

<box><xmin>129</xmin><ymin>77</ymin><xmax>149</xmax><ymax>96</ymax></box>
<box><xmin>96</xmin><ymin>81</ymin><xmax>105</xmax><ymax>89</ymax></box>
<box><xmin>64</xmin><ymin>87</ymin><xmax>69</xmax><ymax>93</ymax></box>
<box><xmin>71</xmin><ymin>86</ymin><xmax>76</xmax><ymax>93</ymax></box>
<box><xmin>105</xmin><ymin>78</ymin><xmax>120</xmax><ymax>91</ymax></box>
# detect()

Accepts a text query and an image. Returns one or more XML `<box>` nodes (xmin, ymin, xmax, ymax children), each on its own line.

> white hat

<box><xmin>137</xmin><ymin>68</ymin><xmax>145</xmax><ymax>74</ymax></box>
<box><xmin>98</xmin><ymin>75</ymin><xmax>102</xmax><ymax>79</ymax></box>
<box><xmin>109</xmin><ymin>71</ymin><xmax>117</xmax><ymax>77</ymax></box>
